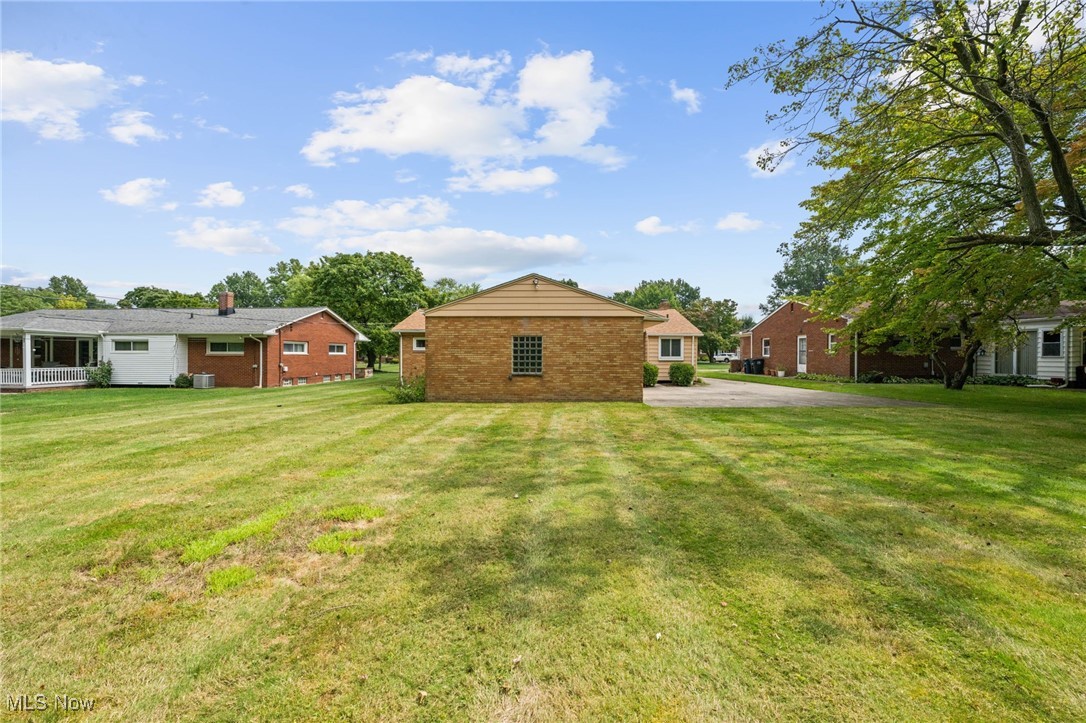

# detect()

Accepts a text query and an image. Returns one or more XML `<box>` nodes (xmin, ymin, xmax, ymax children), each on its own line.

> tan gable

<box><xmin>425</xmin><ymin>274</ymin><xmax>667</xmax><ymax>320</ymax></box>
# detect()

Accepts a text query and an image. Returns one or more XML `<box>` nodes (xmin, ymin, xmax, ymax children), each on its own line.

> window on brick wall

<box><xmin>827</xmin><ymin>333</ymin><xmax>837</xmax><ymax>351</ymax></box>
<box><xmin>282</xmin><ymin>378</ymin><xmax>292</xmax><ymax>386</ymax></box>
<box><xmin>207</xmin><ymin>339</ymin><xmax>245</xmax><ymax>355</ymax></box>
<box><xmin>328</xmin><ymin>343</ymin><xmax>347</xmax><ymax>355</ymax></box>
<box><xmin>659</xmin><ymin>338</ymin><xmax>683</xmax><ymax>360</ymax></box>
<box><xmin>283</xmin><ymin>341</ymin><xmax>307</xmax><ymax>354</ymax></box>
<box><xmin>761</xmin><ymin>338</ymin><xmax>771</xmax><ymax>357</ymax></box>
<box><xmin>323</xmin><ymin>375</ymin><xmax>331</xmax><ymax>383</ymax></box>
<box><xmin>297</xmin><ymin>376</ymin><xmax>308</xmax><ymax>385</ymax></box>
<box><xmin>413</xmin><ymin>338</ymin><xmax>426</xmax><ymax>351</ymax></box>
<box><xmin>1041</xmin><ymin>330</ymin><xmax>1062</xmax><ymax>357</ymax></box>
<box><xmin>512</xmin><ymin>336</ymin><xmax>543</xmax><ymax>375</ymax></box>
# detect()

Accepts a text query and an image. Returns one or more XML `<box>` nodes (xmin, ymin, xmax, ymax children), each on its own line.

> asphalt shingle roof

<box><xmin>0</xmin><ymin>307</ymin><xmax>340</xmax><ymax>336</ymax></box>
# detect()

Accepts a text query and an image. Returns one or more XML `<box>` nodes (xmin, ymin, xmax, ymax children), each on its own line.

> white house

<box><xmin>973</xmin><ymin>303</ymin><xmax>1084</xmax><ymax>385</ymax></box>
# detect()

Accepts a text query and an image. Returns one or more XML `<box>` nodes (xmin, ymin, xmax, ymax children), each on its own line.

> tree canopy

<box><xmin>118</xmin><ymin>286</ymin><xmax>211</xmax><ymax>309</ymax></box>
<box><xmin>425</xmin><ymin>277</ymin><xmax>481</xmax><ymax>308</ymax></box>
<box><xmin>731</xmin><ymin>0</ymin><xmax>1086</xmax><ymax>388</ymax></box>
<box><xmin>760</xmin><ymin>238</ymin><xmax>849</xmax><ymax>314</ymax></box>
<box><xmin>1</xmin><ymin>276</ymin><xmax>112</xmax><ymax>315</ymax></box>
<box><xmin>612</xmin><ymin>278</ymin><xmax>701</xmax><ymax>310</ymax></box>
<box><xmin>207</xmin><ymin>271</ymin><xmax>272</xmax><ymax>308</ymax></box>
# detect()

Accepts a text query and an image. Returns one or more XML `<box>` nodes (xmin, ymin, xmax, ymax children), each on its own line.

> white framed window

<box><xmin>328</xmin><ymin>343</ymin><xmax>347</xmax><ymax>355</ymax></box>
<box><xmin>512</xmin><ymin>336</ymin><xmax>543</xmax><ymax>375</ymax></box>
<box><xmin>282</xmin><ymin>378</ymin><xmax>292</xmax><ymax>387</ymax></box>
<box><xmin>283</xmin><ymin>341</ymin><xmax>308</xmax><ymax>354</ymax></box>
<box><xmin>322</xmin><ymin>375</ymin><xmax>331</xmax><ymax>383</ymax></box>
<box><xmin>207</xmin><ymin>339</ymin><xmax>245</xmax><ymax>355</ymax></box>
<box><xmin>413</xmin><ymin>337</ymin><xmax>427</xmax><ymax>351</ymax></box>
<box><xmin>827</xmin><ymin>333</ymin><xmax>836</xmax><ymax>351</ymax></box>
<box><xmin>1041</xmin><ymin>330</ymin><xmax>1062</xmax><ymax>357</ymax></box>
<box><xmin>334</xmin><ymin>374</ymin><xmax>342</xmax><ymax>382</ymax></box>
<box><xmin>297</xmin><ymin>376</ymin><xmax>308</xmax><ymax>385</ymax></box>
<box><xmin>761</xmin><ymin>338</ymin><xmax>771</xmax><ymax>357</ymax></box>
<box><xmin>113</xmin><ymin>340</ymin><xmax>149</xmax><ymax>352</ymax></box>
<box><xmin>949</xmin><ymin>334</ymin><xmax>963</xmax><ymax>350</ymax></box>
<box><xmin>659</xmin><ymin>338</ymin><xmax>683</xmax><ymax>360</ymax></box>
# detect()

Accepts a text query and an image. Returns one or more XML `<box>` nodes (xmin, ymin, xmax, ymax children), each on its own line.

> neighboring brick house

<box><xmin>739</xmin><ymin>301</ymin><xmax>948</xmax><ymax>379</ymax></box>
<box><xmin>644</xmin><ymin>301</ymin><xmax>703</xmax><ymax>381</ymax></box>
<box><xmin>0</xmin><ymin>292</ymin><xmax>365</xmax><ymax>390</ymax></box>
<box><xmin>391</xmin><ymin>273</ymin><xmax>667</xmax><ymax>402</ymax></box>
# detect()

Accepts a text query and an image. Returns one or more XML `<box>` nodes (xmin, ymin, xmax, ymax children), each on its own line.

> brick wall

<box><xmin>400</xmin><ymin>332</ymin><xmax>426</xmax><ymax>381</ymax></box>
<box><xmin>426</xmin><ymin>316</ymin><xmax>644</xmax><ymax>402</ymax></box>
<box><xmin>747</xmin><ymin>302</ymin><xmax>945</xmax><ymax>378</ymax></box>
<box><xmin>271</xmin><ymin>311</ymin><xmax>356</xmax><ymax>387</ymax></box>
<box><xmin>188</xmin><ymin>338</ymin><xmax>263</xmax><ymax>388</ymax></box>
<box><xmin>187</xmin><ymin>311</ymin><xmax>356</xmax><ymax>388</ymax></box>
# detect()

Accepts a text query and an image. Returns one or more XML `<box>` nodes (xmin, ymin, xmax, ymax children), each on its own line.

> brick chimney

<box><xmin>658</xmin><ymin>300</ymin><xmax>671</xmax><ymax>310</ymax></box>
<box><xmin>218</xmin><ymin>291</ymin><xmax>235</xmax><ymax>316</ymax></box>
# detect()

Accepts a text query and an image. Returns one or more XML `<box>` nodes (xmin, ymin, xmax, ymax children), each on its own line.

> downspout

<box><xmin>248</xmin><ymin>335</ymin><xmax>263</xmax><ymax>388</ymax></box>
<box><xmin>398</xmin><ymin>334</ymin><xmax>403</xmax><ymax>384</ymax></box>
<box><xmin>853</xmin><ymin>333</ymin><xmax>859</xmax><ymax>382</ymax></box>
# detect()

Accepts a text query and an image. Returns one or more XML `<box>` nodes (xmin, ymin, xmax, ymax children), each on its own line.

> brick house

<box><xmin>391</xmin><ymin>273</ymin><xmax>668</xmax><ymax>402</ymax></box>
<box><xmin>739</xmin><ymin>301</ymin><xmax>948</xmax><ymax>379</ymax></box>
<box><xmin>643</xmin><ymin>301</ymin><xmax>703</xmax><ymax>381</ymax></box>
<box><xmin>0</xmin><ymin>292</ymin><xmax>364</xmax><ymax>390</ymax></box>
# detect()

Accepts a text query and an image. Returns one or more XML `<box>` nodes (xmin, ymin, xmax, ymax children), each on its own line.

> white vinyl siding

<box><xmin>104</xmin><ymin>335</ymin><xmax>180</xmax><ymax>385</ymax></box>
<box><xmin>978</xmin><ymin>321</ymin><xmax>1082</xmax><ymax>378</ymax></box>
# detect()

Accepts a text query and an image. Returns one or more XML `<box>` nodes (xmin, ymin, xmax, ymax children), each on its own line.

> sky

<box><xmin>2</xmin><ymin>1</ymin><xmax>833</xmax><ymax>318</ymax></box>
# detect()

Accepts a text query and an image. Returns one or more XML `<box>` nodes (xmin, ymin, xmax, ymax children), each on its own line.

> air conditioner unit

<box><xmin>192</xmin><ymin>373</ymin><xmax>215</xmax><ymax>389</ymax></box>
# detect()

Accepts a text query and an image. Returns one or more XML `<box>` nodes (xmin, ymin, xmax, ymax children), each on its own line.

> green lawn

<box><xmin>2</xmin><ymin>377</ymin><xmax>1084</xmax><ymax>720</ymax></box>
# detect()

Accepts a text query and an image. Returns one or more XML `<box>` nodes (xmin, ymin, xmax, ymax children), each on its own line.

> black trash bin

<box><xmin>742</xmin><ymin>359</ymin><xmax>751</xmax><ymax>374</ymax></box>
<box><xmin>751</xmin><ymin>358</ymin><xmax>765</xmax><ymax>375</ymax></box>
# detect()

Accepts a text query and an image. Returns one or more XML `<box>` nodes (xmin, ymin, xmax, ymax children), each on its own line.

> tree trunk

<box><xmin>366</xmin><ymin>348</ymin><xmax>377</xmax><ymax>369</ymax></box>
<box><xmin>945</xmin><ymin>341</ymin><xmax>982</xmax><ymax>390</ymax></box>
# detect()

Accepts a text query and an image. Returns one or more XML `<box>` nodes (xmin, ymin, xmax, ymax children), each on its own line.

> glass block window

<box><xmin>512</xmin><ymin>336</ymin><xmax>543</xmax><ymax>375</ymax></box>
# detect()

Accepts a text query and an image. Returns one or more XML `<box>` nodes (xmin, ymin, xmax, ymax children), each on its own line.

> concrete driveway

<box><xmin>643</xmin><ymin>377</ymin><xmax>926</xmax><ymax>408</ymax></box>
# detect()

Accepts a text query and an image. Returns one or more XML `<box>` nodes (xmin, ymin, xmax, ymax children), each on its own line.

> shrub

<box><xmin>643</xmin><ymin>363</ymin><xmax>659</xmax><ymax>387</ymax></box>
<box><xmin>795</xmin><ymin>373</ymin><xmax>854</xmax><ymax>383</ymax></box>
<box><xmin>856</xmin><ymin>370</ymin><xmax>886</xmax><ymax>384</ymax></box>
<box><xmin>388</xmin><ymin>375</ymin><xmax>426</xmax><ymax>403</ymax></box>
<box><xmin>174</xmin><ymin>373</ymin><xmax>193</xmax><ymax>388</ymax></box>
<box><xmin>85</xmin><ymin>361</ymin><xmax>113</xmax><ymax>388</ymax></box>
<box><xmin>968</xmin><ymin>374</ymin><xmax>1033</xmax><ymax>387</ymax></box>
<box><xmin>669</xmin><ymin>362</ymin><xmax>695</xmax><ymax>386</ymax></box>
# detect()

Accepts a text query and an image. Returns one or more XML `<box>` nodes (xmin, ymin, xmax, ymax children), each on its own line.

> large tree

<box><xmin>266</xmin><ymin>259</ymin><xmax>305</xmax><ymax>306</ymax></box>
<box><xmin>613</xmin><ymin>278</ymin><xmax>701</xmax><ymax>310</ymax></box>
<box><xmin>207</xmin><ymin>271</ymin><xmax>272</xmax><ymax>308</ymax></box>
<box><xmin>425</xmin><ymin>277</ymin><xmax>481</xmax><ymax>308</ymax></box>
<box><xmin>118</xmin><ymin>286</ymin><xmax>211</xmax><ymax>309</ymax></box>
<box><xmin>730</xmin><ymin>0</ymin><xmax>1086</xmax><ymax>388</ymax></box>
<box><xmin>306</xmin><ymin>252</ymin><xmax>427</xmax><ymax>368</ymax></box>
<box><xmin>760</xmin><ymin>238</ymin><xmax>849</xmax><ymax>314</ymax></box>
<box><xmin>47</xmin><ymin>276</ymin><xmax>112</xmax><ymax>309</ymax></box>
<box><xmin>685</xmin><ymin>296</ymin><xmax>743</xmax><ymax>357</ymax></box>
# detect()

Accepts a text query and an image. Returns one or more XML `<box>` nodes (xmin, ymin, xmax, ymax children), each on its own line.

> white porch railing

<box><xmin>0</xmin><ymin>367</ymin><xmax>89</xmax><ymax>388</ymax></box>
<box><xmin>0</xmin><ymin>368</ymin><xmax>23</xmax><ymax>386</ymax></box>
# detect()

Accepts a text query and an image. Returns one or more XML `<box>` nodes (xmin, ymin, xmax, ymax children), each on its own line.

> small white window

<box><xmin>827</xmin><ymin>333</ymin><xmax>836</xmax><ymax>351</ymax></box>
<box><xmin>413</xmin><ymin>337</ymin><xmax>427</xmax><ymax>351</ymax></box>
<box><xmin>761</xmin><ymin>338</ymin><xmax>771</xmax><ymax>357</ymax></box>
<box><xmin>1041</xmin><ymin>330</ymin><xmax>1062</xmax><ymax>357</ymax></box>
<box><xmin>297</xmin><ymin>376</ymin><xmax>308</xmax><ymax>385</ymax></box>
<box><xmin>328</xmin><ymin>343</ymin><xmax>347</xmax><ymax>355</ymax></box>
<box><xmin>334</xmin><ymin>374</ymin><xmax>342</xmax><ymax>382</ymax></box>
<box><xmin>322</xmin><ymin>375</ymin><xmax>331</xmax><ymax>383</ymax></box>
<box><xmin>113</xmin><ymin>340</ymin><xmax>149</xmax><ymax>352</ymax></box>
<box><xmin>283</xmin><ymin>341</ymin><xmax>308</xmax><ymax>354</ymax></box>
<box><xmin>659</xmin><ymin>338</ymin><xmax>683</xmax><ymax>360</ymax></box>
<box><xmin>207</xmin><ymin>339</ymin><xmax>245</xmax><ymax>355</ymax></box>
<box><xmin>282</xmin><ymin>378</ymin><xmax>292</xmax><ymax>387</ymax></box>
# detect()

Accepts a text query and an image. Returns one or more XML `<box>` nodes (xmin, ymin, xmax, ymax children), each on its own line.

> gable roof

<box><xmin>422</xmin><ymin>273</ymin><xmax>668</xmax><ymax>321</ymax></box>
<box><xmin>391</xmin><ymin>308</ymin><xmax>427</xmax><ymax>333</ymax></box>
<box><xmin>0</xmin><ymin>307</ymin><xmax>366</xmax><ymax>339</ymax></box>
<box><xmin>643</xmin><ymin>304</ymin><xmax>704</xmax><ymax>336</ymax></box>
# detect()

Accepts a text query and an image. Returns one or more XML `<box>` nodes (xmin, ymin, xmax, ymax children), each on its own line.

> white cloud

<box><xmin>126</xmin><ymin>75</ymin><xmax>147</xmax><ymax>87</ymax></box>
<box><xmin>743</xmin><ymin>139</ymin><xmax>795</xmax><ymax>177</ymax></box>
<box><xmin>160</xmin><ymin>201</ymin><xmax>179</xmax><ymax>211</ymax></box>
<box><xmin>394</xmin><ymin>169</ymin><xmax>418</xmax><ymax>184</ymax></box>
<box><xmin>1</xmin><ymin>50</ymin><xmax>118</xmax><ymax>140</ymax></box>
<box><xmin>191</xmin><ymin>116</ymin><xmax>254</xmax><ymax>139</ymax></box>
<box><xmin>99</xmin><ymin>177</ymin><xmax>167</xmax><ymax>207</ymax></box>
<box><xmin>669</xmin><ymin>80</ymin><xmax>701</xmax><ymax>114</ymax></box>
<box><xmin>715</xmin><ymin>212</ymin><xmax>765</xmax><ymax>232</ymax></box>
<box><xmin>171</xmin><ymin>218</ymin><xmax>278</xmax><ymax>255</ymax></box>
<box><xmin>284</xmin><ymin>183</ymin><xmax>315</xmax><ymax>199</ymax></box>
<box><xmin>315</xmin><ymin>226</ymin><xmax>585</xmax><ymax>281</ymax></box>
<box><xmin>279</xmin><ymin>195</ymin><xmax>451</xmax><ymax>237</ymax></box>
<box><xmin>0</xmin><ymin>266</ymin><xmax>49</xmax><ymax>287</ymax></box>
<box><xmin>390</xmin><ymin>49</ymin><xmax>433</xmax><ymax>64</ymax></box>
<box><xmin>301</xmin><ymin>49</ymin><xmax>623</xmax><ymax>192</ymax></box>
<box><xmin>434</xmin><ymin>51</ymin><xmax>512</xmax><ymax>92</ymax></box>
<box><xmin>108</xmin><ymin>110</ymin><xmax>167</xmax><ymax>145</ymax></box>
<box><xmin>195</xmin><ymin>181</ymin><xmax>245</xmax><ymax>207</ymax></box>
<box><xmin>634</xmin><ymin>216</ymin><xmax>676</xmax><ymax>236</ymax></box>
<box><xmin>447</xmin><ymin>165</ymin><xmax>558</xmax><ymax>194</ymax></box>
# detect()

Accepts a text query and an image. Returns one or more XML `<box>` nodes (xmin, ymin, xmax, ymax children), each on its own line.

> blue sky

<box><xmin>2</xmin><ymin>1</ymin><xmax>831</xmax><ymax>317</ymax></box>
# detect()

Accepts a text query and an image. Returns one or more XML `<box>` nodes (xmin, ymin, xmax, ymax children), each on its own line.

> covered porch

<box><xmin>0</xmin><ymin>333</ymin><xmax>101</xmax><ymax>390</ymax></box>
